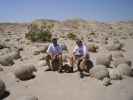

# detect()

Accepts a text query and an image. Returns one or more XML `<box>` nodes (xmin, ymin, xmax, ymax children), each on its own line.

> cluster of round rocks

<box><xmin>89</xmin><ymin>40</ymin><xmax>132</xmax><ymax>86</ymax></box>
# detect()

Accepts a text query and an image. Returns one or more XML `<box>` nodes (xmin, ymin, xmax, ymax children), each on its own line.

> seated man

<box><xmin>46</xmin><ymin>37</ymin><xmax>63</xmax><ymax>72</ymax></box>
<box><xmin>70</xmin><ymin>39</ymin><xmax>90</xmax><ymax>78</ymax></box>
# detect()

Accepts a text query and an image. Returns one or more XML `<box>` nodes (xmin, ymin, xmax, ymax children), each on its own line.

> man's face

<box><xmin>52</xmin><ymin>39</ymin><xmax>57</xmax><ymax>45</ymax></box>
<box><xmin>77</xmin><ymin>41</ymin><xmax>82</xmax><ymax>47</ymax></box>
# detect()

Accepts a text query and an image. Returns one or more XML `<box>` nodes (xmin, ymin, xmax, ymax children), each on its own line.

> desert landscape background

<box><xmin>0</xmin><ymin>19</ymin><xmax>133</xmax><ymax>100</ymax></box>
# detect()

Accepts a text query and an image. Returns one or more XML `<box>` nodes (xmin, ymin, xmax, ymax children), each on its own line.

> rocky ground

<box><xmin>0</xmin><ymin>19</ymin><xmax>133</xmax><ymax>100</ymax></box>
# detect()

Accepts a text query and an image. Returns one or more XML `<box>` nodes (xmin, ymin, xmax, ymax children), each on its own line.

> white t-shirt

<box><xmin>73</xmin><ymin>44</ymin><xmax>87</xmax><ymax>57</ymax></box>
<box><xmin>47</xmin><ymin>43</ymin><xmax>62</xmax><ymax>55</ymax></box>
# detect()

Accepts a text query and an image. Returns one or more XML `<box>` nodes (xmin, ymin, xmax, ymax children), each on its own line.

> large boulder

<box><xmin>117</xmin><ymin>63</ymin><xmax>132</xmax><ymax>76</ymax></box>
<box><xmin>0</xmin><ymin>79</ymin><xmax>6</xmax><ymax>98</ymax></box>
<box><xmin>0</xmin><ymin>54</ymin><xmax>14</xmax><ymax>66</ymax></box>
<box><xmin>112</xmin><ymin>58</ymin><xmax>132</xmax><ymax>67</ymax></box>
<box><xmin>0</xmin><ymin>67</ymin><xmax>3</xmax><ymax>71</ymax></box>
<box><xmin>105</xmin><ymin>40</ymin><xmax>123</xmax><ymax>51</ymax></box>
<box><xmin>109</xmin><ymin>68</ymin><xmax>122</xmax><ymax>80</ymax></box>
<box><xmin>0</xmin><ymin>41</ymin><xmax>7</xmax><ymax>49</ymax></box>
<box><xmin>90</xmin><ymin>65</ymin><xmax>109</xmax><ymax>80</ymax></box>
<box><xmin>106</xmin><ymin>43</ymin><xmax>123</xmax><ymax>51</ymax></box>
<box><xmin>0</xmin><ymin>48</ymin><xmax>11</xmax><ymax>56</ymax></box>
<box><xmin>0</xmin><ymin>50</ymin><xmax>21</xmax><ymax>66</ymax></box>
<box><xmin>111</xmin><ymin>51</ymin><xmax>124</xmax><ymax>60</ymax></box>
<box><xmin>8</xmin><ymin>50</ymin><xmax>21</xmax><ymax>60</ymax></box>
<box><xmin>14</xmin><ymin>64</ymin><xmax>37</xmax><ymax>80</ymax></box>
<box><xmin>96</xmin><ymin>53</ymin><xmax>112</xmax><ymax>67</ymax></box>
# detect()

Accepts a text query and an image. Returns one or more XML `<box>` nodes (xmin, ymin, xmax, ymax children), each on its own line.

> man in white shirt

<box><xmin>46</xmin><ymin>37</ymin><xmax>63</xmax><ymax>71</ymax></box>
<box><xmin>70</xmin><ymin>39</ymin><xmax>89</xmax><ymax>78</ymax></box>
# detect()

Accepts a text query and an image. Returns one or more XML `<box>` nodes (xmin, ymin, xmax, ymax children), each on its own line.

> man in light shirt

<box><xmin>46</xmin><ymin>37</ymin><xmax>63</xmax><ymax>71</ymax></box>
<box><xmin>70</xmin><ymin>39</ymin><xmax>89</xmax><ymax>78</ymax></box>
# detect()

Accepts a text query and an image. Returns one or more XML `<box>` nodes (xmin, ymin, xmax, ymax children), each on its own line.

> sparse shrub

<box><xmin>89</xmin><ymin>32</ymin><xmax>96</xmax><ymax>35</ymax></box>
<box><xmin>26</xmin><ymin>21</ymin><xmax>53</xmax><ymax>42</ymax></box>
<box><xmin>26</xmin><ymin>31</ymin><xmax>52</xmax><ymax>42</ymax></box>
<box><xmin>67</xmin><ymin>32</ymin><xmax>77</xmax><ymax>40</ymax></box>
<box><xmin>87</xmin><ymin>43</ymin><xmax>98</xmax><ymax>52</ymax></box>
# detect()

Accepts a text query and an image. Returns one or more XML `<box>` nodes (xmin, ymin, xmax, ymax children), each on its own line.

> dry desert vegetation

<box><xmin>0</xmin><ymin>19</ymin><xmax>133</xmax><ymax>100</ymax></box>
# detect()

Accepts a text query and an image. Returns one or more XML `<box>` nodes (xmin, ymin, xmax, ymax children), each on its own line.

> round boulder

<box><xmin>90</xmin><ymin>65</ymin><xmax>109</xmax><ymax>80</ymax></box>
<box><xmin>109</xmin><ymin>68</ymin><xmax>122</xmax><ymax>80</ymax></box>
<box><xmin>14</xmin><ymin>64</ymin><xmax>37</xmax><ymax>81</ymax></box>
<box><xmin>111</xmin><ymin>51</ymin><xmax>124</xmax><ymax>60</ymax></box>
<box><xmin>117</xmin><ymin>63</ymin><xmax>132</xmax><ymax>76</ymax></box>
<box><xmin>112</xmin><ymin>58</ymin><xmax>132</xmax><ymax>67</ymax></box>
<box><xmin>0</xmin><ymin>54</ymin><xmax>14</xmax><ymax>66</ymax></box>
<box><xmin>0</xmin><ymin>41</ymin><xmax>7</xmax><ymax>49</ymax></box>
<box><xmin>0</xmin><ymin>67</ymin><xmax>3</xmax><ymax>71</ymax></box>
<box><xmin>8</xmin><ymin>50</ymin><xmax>21</xmax><ymax>60</ymax></box>
<box><xmin>105</xmin><ymin>40</ymin><xmax>123</xmax><ymax>51</ymax></box>
<box><xmin>96</xmin><ymin>53</ymin><xmax>112</xmax><ymax>67</ymax></box>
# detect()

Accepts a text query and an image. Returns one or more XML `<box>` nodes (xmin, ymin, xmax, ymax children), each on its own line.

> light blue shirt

<box><xmin>73</xmin><ymin>44</ymin><xmax>87</xmax><ymax>57</ymax></box>
<box><xmin>47</xmin><ymin>43</ymin><xmax>62</xmax><ymax>55</ymax></box>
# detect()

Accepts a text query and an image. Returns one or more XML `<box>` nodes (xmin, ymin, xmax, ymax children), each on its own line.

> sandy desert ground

<box><xmin>0</xmin><ymin>19</ymin><xmax>133</xmax><ymax>100</ymax></box>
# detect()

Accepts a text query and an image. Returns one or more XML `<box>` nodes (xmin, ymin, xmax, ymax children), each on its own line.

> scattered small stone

<box><xmin>102</xmin><ymin>77</ymin><xmax>111</xmax><ymax>86</ymax></box>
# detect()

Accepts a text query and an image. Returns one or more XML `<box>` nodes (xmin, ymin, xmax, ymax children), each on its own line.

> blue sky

<box><xmin>0</xmin><ymin>0</ymin><xmax>133</xmax><ymax>22</ymax></box>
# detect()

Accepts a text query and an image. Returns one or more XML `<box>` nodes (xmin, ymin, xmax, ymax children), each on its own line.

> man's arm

<box><xmin>72</xmin><ymin>46</ymin><xmax>78</xmax><ymax>55</ymax></box>
<box><xmin>47</xmin><ymin>44</ymin><xmax>53</xmax><ymax>56</ymax></box>
<box><xmin>83</xmin><ymin>45</ymin><xmax>87</xmax><ymax>57</ymax></box>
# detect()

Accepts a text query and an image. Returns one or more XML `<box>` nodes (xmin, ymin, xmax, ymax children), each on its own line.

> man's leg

<box><xmin>77</xmin><ymin>57</ymin><xmax>84</xmax><ymax>78</ymax></box>
<box><xmin>77</xmin><ymin>57</ymin><xmax>83</xmax><ymax>71</ymax></box>
<box><xmin>58</xmin><ymin>54</ymin><xmax>63</xmax><ymax>72</ymax></box>
<box><xmin>69</xmin><ymin>55</ymin><xmax>76</xmax><ymax>72</ymax></box>
<box><xmin>69</xmin><ymin>56</ymin><xmax>75</xmax><ymax>67</ymax></box>
<box><xmin>46</xmin><ymin>54</ymin><xmax>53</xmax><ymax>71</ymax></box>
